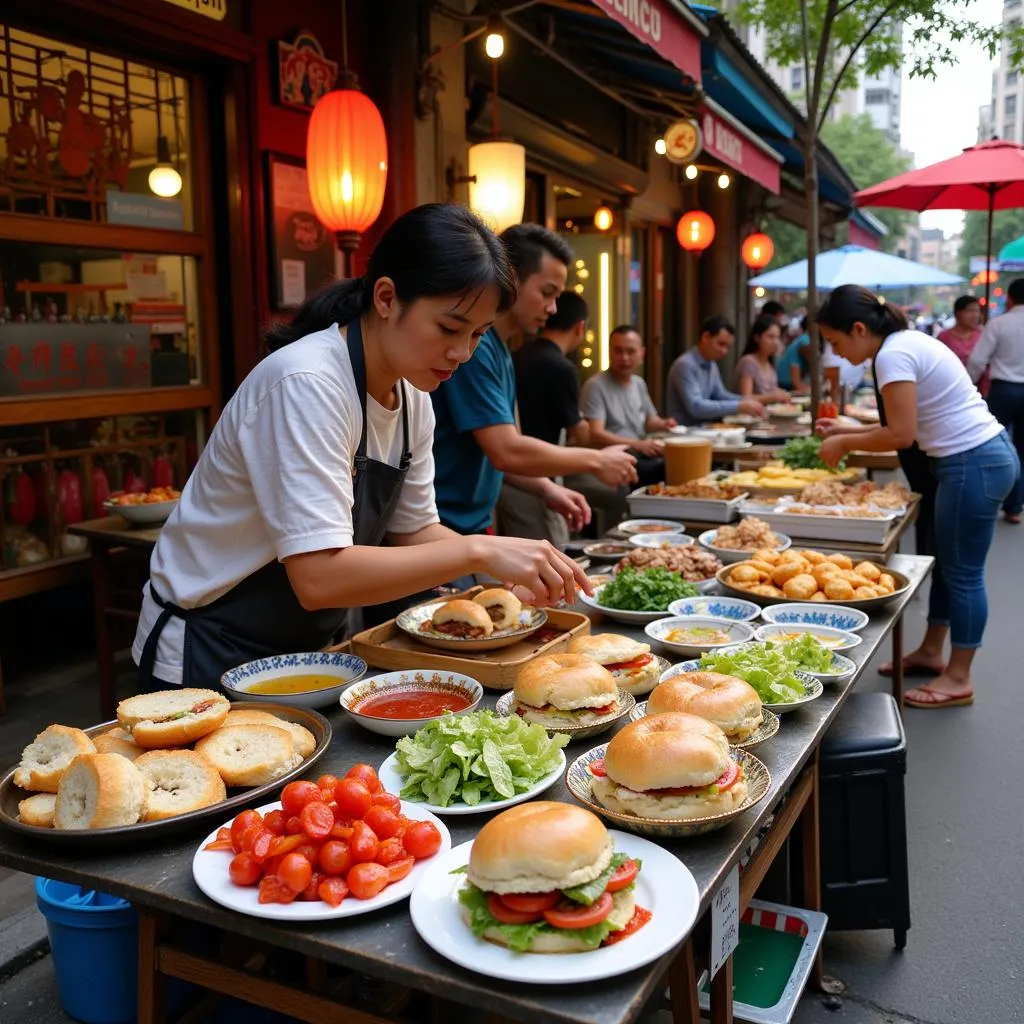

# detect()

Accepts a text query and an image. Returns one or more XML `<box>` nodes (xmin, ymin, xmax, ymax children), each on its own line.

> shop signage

<box><xmin>701</xmin><ymin>108</ymin><xmax>781</xmax><ymax>195</ymax></box>
<box><xmin>595</xmin><ymin>0</ymin><xmax>702</xmax><ymax>84</ymax></box>
<box><xmin>107</xmin><ymin>191</ymin><xmax>185</xmax><ymax>231</ymax></box>
<box><xmin>0</xmin><ymin>323</ymin><xmax>152</xmax><ymax>397</ymax></box>
<box><xmin>663</xmin><ymin>119</ymin><xmax>702</xmax><ymax>164</ymax></box>
<box><xmin>277</xmin><ymin>32</ymin><xmax>338</xmax><ymax>111</ymax></box>
<box><xmin>158</xmin><ymin>0</ymin><xmax>227</xmax><ymax>21</ymax></box>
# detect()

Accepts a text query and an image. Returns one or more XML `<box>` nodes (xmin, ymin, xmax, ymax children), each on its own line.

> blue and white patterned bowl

<box><xmin>644</xmin><ymin>616</ymin><xmax>756</xmax><ymax>658</ymax></box>
<box><xmin>221</xmin><ymin>652</ymin><xmax>367</xmax><ymax>709</ymax></box>
<box><xmin>754</xmin><ymin>623</ymin><xmax>862</xmax><ymax>652</ymax></box>
<box><xmin>759</xmin><ymin>603</ymin><xmax>870</xmax><ymax>633</ymax></box>
<box><xmin>660</xmin><ymin>657</ymin><xmax>824</xmax><ymax>714</ymax></box>
<box><xmin>697</xmin><ymin>529</ymin><xmax>792</xmax><ymax>565</ymax></box>
<box><xmin>340</xmin><ymin>671</ymin><xmax>483</xmax><ymax>737</ymax></box>
<box><xmin>667</xmin><ymin>596</ymin><xmax>761</xmax><ymax>622</ymax></box>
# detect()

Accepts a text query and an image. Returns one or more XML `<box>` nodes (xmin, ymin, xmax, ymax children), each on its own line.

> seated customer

<box><xmin>734</xmin><ymin>314</ymin><xmax>787</xmax><ymax>396</ymax></box>
<box><xmin>776</xmin><ymin>317</ymin><xmax>812</xmax><ymax>389</ymax></box>
<box><xmin>666</xmin><ymin>316</ymin><xmax>771</xmax><ymax>425</ymax></box>
<box><xmin>579</xmin><ymin>325</ymin><xmax>675</xmax><ymax>487</ymax></box>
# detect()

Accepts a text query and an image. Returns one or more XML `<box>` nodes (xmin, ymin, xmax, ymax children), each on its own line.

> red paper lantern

<box><xmin>306</xmin><ymin>88</ymin><xmax>388</xmax><ymax>252</ymax></box>
<box><xmin>677</xmin><ymin>210</ymin><xmax>715</xmax><ymax>252</ymax></box>
<box><xmin>741</xmin><ymin>232</ymin><xmax>774</xmax><ymax>269</ymax></box>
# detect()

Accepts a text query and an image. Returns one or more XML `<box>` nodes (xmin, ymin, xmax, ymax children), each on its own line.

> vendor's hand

<box><xmin>815</xmin><ymin>417</ymin><xmax>847</xmax><ymax>439</ymax></box>
<box><xmin>476</xmin><ymin>536</ymin><xmax>592</xmax><ymax>606</ymax></box>
<box><xmin>738</xmin><ymin>399</ymin><xmax>767</xmax><ymax>418</ymax></box>
<box><xmin>818</xmin><ymin>434</ymin><xmax>849</xmax><ymax>467</ymax></box>
<box><xmin>595</xmin><ymin>445</ymin><xmax>638</xmax><ymax>489</ymax></box>
<box><xmin>541</xmin><ymin>480</ymin><xmax>592</xmax><ymax>532</ymax></box>
<box><xmin>765</xmin><ymin>388</ymin><xmax>791</xmax><ymax>404</ymax></box>
<box><xmin>629</xmin><ymin>438</ymin><xmax>664</xmax><ymax>458</ymax></box>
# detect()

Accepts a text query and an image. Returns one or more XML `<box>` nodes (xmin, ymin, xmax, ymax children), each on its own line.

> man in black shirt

<box><xmin>496</xmin><ymin>293</ymin><xmax>590</xmax><ymax>542</ymax></box>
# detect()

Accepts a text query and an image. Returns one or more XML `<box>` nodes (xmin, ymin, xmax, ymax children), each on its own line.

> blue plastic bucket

<box><xmin>35</xmin><ymin>878</ymin><xmax>140</xmax><ymax>1024</ymax></box>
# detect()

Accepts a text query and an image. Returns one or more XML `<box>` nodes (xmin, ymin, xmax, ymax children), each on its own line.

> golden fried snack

<box><xmin>749</xmin><ymin>583</ymin><xmax>785</xmax><ymax>598</ymax></box>
<box><xmin>800</xmin><ymin>550</ymin><xmax>827</xmax><ymax>565</ymax></box>
<box><xmin>777</xmin><ymin>549</ymin><xmax>806</xmax><ymax>564</ymax></box>
<box><xmin>855</xmin><ymin>561</ymin><xmax>882</xmax><ymax>582</ymax></box>
<box><xmin>772</xmin><ymin>560</ymin><xmax>811</xmax><ymax>587</ymax></box>
<box><xmin>824</xmin><ymin>578</ymin><xmax>856</xmax><ymax>601</ymax></box>
<box><xmin>812</xmin><ymin>562</ymin><xmax>841</xmax><ymax>588</ymax></box>
<box><xmin>783</xmin><ymin>573</ymin><xmax>819</xmax><ymax>600</ymax></box>
<box><xmin>730</xmin><ymin>564</ymin><xmax>764</xmax><ymax>584</ymax></box>
<box><xmin>809</xmin><ymin>591</ymin><xmax>827</xmax><ymax>602</ymax></box>
<box><xmin>825</xmin><ymin>553</ymin><xmax>854</xmax><ymax>570</ymax></box>
<box><xmin>751</xmin><ymin>548</ymin><xmax>780</xmax><ymax>565</ymax></box>
<box><xmin>854</xmin><ymin>586</ymin><xmax>881</xmax><ymax>599</ymax></box>
<box><xmin>844</xmin><ymin>573</ymin><xmax>873</xmax><ymax>588</ymax></box>
<box><xmin>878</xmin><ymin>573</ymin><xmax>896</xmax><ymax>593</ymax></box>
<box><xmin>750</xmin><ymin>560</ymin><xmax>777</xmax><ymax>577</ymax></box>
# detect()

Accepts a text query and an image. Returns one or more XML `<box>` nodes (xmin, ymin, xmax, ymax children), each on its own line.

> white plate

<box><xmin>618</xmin><ymin>519</ymin><xmax>686</xmax><ymax>536</ymax></box>
<box><xmin>753</xmin><ymin>623</ymin><xmax>862</xmax><ymax>652</ymax></box>
<box><xmin>103</xmin><ymin>498</ymin><xmax>177</xmax><ymax>523</ymax></box>
<box><xmin>644</xmin><ymin>616</ymin><xmax>756</xmax><ymax>657</ymax></box>
<box><xmin>192</xmin><ymin>800</ymin><xmax>451</xmax><ymax>922</ymax></box>
<box><xmin>697</xmin><ymin>529</ymin><xmax>792</xmax><ymax>565</ymax></box>
<box><xmin>629</xmin><ymin>532</ymin><xmax>695</xmax><ymax>549</ymax></box>
<box><xmin>578</xmin><ymin>586</ymin><xmax>675</xmax><ymax>625</ymax></box>
<box><xmin>376</xmin><ymin>750</ymin><xmax>565</xmax><ymax>816</ymax></box>
<box><xmin>661</xmin><ymin>658</ymin><xmax>823</xmax><ymax>714</ymax></box>
<box><xmin>409</xmin><ymin>833</ymin><xmax>699</xmax><ymax>984</ymax></box>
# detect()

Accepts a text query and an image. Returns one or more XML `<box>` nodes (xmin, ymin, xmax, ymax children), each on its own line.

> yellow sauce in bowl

<box><xmin>244</xmin><ymin>675</ymin><xmax>342</xmax><ymax>695</ymax></box>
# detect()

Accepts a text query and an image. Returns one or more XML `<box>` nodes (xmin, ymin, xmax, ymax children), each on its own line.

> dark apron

<box><xmin>872</xmin><ymin>339</ymin><xmax>936</xmax><ymax>557</ymax></box>
<box><xmin>137</xmin><ymin>317</ymin><xmax>411</xmax><ymax>689</ymax></box>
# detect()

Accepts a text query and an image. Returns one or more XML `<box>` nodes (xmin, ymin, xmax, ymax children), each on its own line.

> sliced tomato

<box><xmin>487</xmin><ymin>893</ymin><xmax>543</xmax><ymax>925</ymax></box>
<box><xmin>318</xmin><ymin>876</ymin><xmax>349</xmax><ymax>907</ymax></box>
<box><xmin>646</xmin><ymin>760</ymin><xmax>742</xmax><ymax>797</ymax></box>
<box><xmin>203</xmin><ymin>837</ymin><xmax>234</xmax><ymax>852</ymax></box>
<box><xmin>543</xmin><ymin>891</ymin><xmax>613</xmax><ymax>930</ymax></box>
<box><xmin>605</xmin><ymin>859</ymin><xmax>638</xmax><ymax>893</ymax></box>
<box><xmin>589</xmin><ymin>759</ymin><xmax>607</xmax><ymax>778</ymax></box>
<box><xmin>592</xmin><ymin>702</ymin><xmax>618</xmax><ymax>716</ymax></box>
<box><xmin>386</xmin><ymin>856</ymin><xmax>415</xmax><ymax>884</ymax></box>
<box><xmin>714</xmin><ymin>761</ymin><xmax>742</xmax><ymax>792</ymax></box>
<box><xmin>606</xmin><ymin>654</ymin><xmax>653</xmax><ymax>672</ymax></box>
<box><xmin>267</xmin><ymin>834</ymin><xmax>305</xmax><ymax>859</ymax></box>
<box><xmin>499</xmin><ymin>891</ymin><xmax>560</xmax><ymax>913</ymax></box>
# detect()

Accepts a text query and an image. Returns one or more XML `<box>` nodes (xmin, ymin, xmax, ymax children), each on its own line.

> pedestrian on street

<box><xmin>814</xmin><ymin>285</ymin><xmax>1018</xmax><ymax>710</ymax></box>
<box><xmin>968</xmin><ymin>278</ymin><xmax>1024</xmax><ymax>523</ymax></box>
<box><xmin>937</xmin><ymin>295</ymin><xmax>987</xmax><ymax>395</ymax></box>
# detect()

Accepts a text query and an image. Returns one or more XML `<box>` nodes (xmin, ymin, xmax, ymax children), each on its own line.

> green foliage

<box><xmin>959</xmin><ymin>208</ymin><xmax>1024</xmax><ymax>275</ymax></box>
<box><xmin>764</xmin><ymin>217</ymin><xmax>807</xmax><ymax>270</ymax></box>
<box><xmin>820</xmin><ymin>115</ymin><xmax>912</xmax><ymax>251</ymax></box>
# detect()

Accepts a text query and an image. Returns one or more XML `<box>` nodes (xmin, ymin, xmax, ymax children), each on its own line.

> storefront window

<box><xmin>0</xmin><ymin>242</ymin><xmax>204</xmax><ymax>399</ymax></box>
<box><xmin>0</xmin><ymin>24</ymin><xmax>193</xmax><ymax>229</ymax></box>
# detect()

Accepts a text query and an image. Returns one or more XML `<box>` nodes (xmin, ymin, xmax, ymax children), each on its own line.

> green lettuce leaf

<box><xmin>560</xmin><ymin>853</ymin><xmax>634</xmax><ymax>905</ymax></box>
<box><xmin>598</xmin><ymin>567</ymin><xmax>700</xmax><ymax>611</ymax></box>
<box><xmin>775</xmin><ymin>634</ymin><xmax>834</xmax><ymax>672</ymax></box>
<box><xmin>700</xmin><ymin>643</ymin><xmax>805</xmax><ymax>702</ymax></box>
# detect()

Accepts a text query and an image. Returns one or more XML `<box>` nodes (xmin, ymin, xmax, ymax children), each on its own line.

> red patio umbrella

<box><xmin>854</xmin><ymin>138</ymin><xmax>1024</xmax><ymax>314</ymax></box>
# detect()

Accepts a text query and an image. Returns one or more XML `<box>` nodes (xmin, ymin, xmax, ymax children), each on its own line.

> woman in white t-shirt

<box><xmin>133</xmin><ymin>204</ymin><xmax>588</xmax><ymax>690</ymax></box>
<box><xmin>814</xmin><ymin>285</ymin><xmax>1019</xmax><ymax>710</ymax></box>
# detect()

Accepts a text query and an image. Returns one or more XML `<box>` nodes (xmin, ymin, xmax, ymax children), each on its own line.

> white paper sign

<box><xmin>711</xmin><ymin>864</ymin><xmax>740</xmax><ymax>980</ymax></box>
<box><xmin>281</xmin><ymin>259</ymin><xmax>306</xmax><ymax>308</ymax></box>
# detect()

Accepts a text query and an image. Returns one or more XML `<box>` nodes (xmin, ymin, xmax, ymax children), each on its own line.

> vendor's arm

<box><xmin>818</xmin><ymin>382</ymin><xmax>915</xmax><ymax>465</ymax></box>
<box><xmin>504</xmin><ymin>474</ymin><xmax>591</xmax><ymax>532</ymax></box>
<box><xmin>385</xmin><ymin>522</ymin><xmax>460</xmax><ymax>545</ymax></box>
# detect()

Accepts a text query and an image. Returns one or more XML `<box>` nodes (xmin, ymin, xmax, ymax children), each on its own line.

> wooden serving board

<box><xmin>341</xmin><ymin>588</ymin><xmax>591</xmax><ymax>690</ymax></box>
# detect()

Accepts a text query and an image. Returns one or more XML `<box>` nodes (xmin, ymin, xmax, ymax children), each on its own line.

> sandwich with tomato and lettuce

<box><xmin>512</xmin><ymin>654</ymin><xmax>620</xmax><ymax>730</ymax></box>
<box><xmin>568</xmin><ymin>633</ymin><xmax>661</xmax><ymax>696</ymax></box>
<box><xmin>589</xmin><ymin>712</ymin><xmax>748</xmax><ymax>820</ymax></box>
<box><xmin>458</xmin><ymin>801</ymin><xmax>647</xmax><ymax>953</ymax></box>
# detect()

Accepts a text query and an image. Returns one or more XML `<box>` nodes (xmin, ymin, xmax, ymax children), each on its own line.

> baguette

<box><xmin>135</xmin><ymin>750</ymin><xmax>227</xmax><ymax>821</ymax></box>
<box><xmin>54</xmin><ymin>753</ymin><xmax>148</xmax><ymax>829</ymax></box>
<box><xmin>117</xmin><ymin>688</ymin><xmax>229</xmax><ymax>748</ymax></box>
<box><xmin>194</xmin><ymin>725</ymin><xmax>302</xmax><ymax>787</ymax></box>
<box><xmin>18</xmin><ymin>793</ymin><xmax>57</xmax><ymax>828</ymax></box>
<box><xmin>14</xmin><ymin>724</ymin><xmax>97</xmax><ymax>793</ymax></box>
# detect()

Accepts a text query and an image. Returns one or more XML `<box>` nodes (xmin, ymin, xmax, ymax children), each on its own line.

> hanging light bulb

<box><xmin>484</xmin><ymin>12</ymin><xmax>505</xmax><ymax>59</ymax></box>
<box><xmin>685</xmin><ymin>164</ymin><xmax>698</xmax><ymax>180</ymax></box>
<box><xmin>149</xmin><ymin>136</ymin><xmax>182</xmax><ymax>198</ymax></box>
<box><xmin>717</xmin><ymin>173</ymin><xmax>731</xmax><ymax>190</ymax></box>
<box><xmin>594</xmin><ymin>206</ymin><xmax>614</xmax><ymax>232</ymax></box>
<box><xmin>654</xmin><ymin>138</ymin><xmax>667</xmax><ymax>156</ymax></box>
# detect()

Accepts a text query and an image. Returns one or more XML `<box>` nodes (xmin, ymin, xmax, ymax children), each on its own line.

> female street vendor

<box><xmin>815</xmin><ymin>285</ymin><xmax>1019</xmax><ymax>710</ymax></box>
<box><xmin>133</xmin><ymin>203</ymin><xmax>588</xmax><ymax>690</ymax></box>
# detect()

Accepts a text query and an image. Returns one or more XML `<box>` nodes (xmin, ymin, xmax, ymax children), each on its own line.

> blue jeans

<box><xmin>986</xmin><ymin>379</ymin><xmax>1024</xmax><ymax>514</ymax></box>
<box><xmin>928</xmin><ymin>432</ymin><xmax>1019</xmax><ymax>648</ymax></box>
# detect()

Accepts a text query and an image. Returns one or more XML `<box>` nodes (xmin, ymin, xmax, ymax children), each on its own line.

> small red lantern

<box><xmin>306</xmin><ymin>87</ymin><xmax>388</xmax><ymax>257</ymax></box>
<box><xmin>677</xmin><ymin>210</ymin><xmax>715</xmax><ymax>253</ymax></box>
<box><xmin>741</xmin><ymin>232</ymin><xmax>774</xmax><ymax>270</ymax></box>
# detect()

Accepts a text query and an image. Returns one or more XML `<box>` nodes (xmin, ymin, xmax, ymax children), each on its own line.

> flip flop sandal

<box><xmin>878</xmin><ymin>662</ymin><xmax>943</xmax><ymax>679</ymax></box>
<box><xmin>904</xmin><ymin>690</ymin><xmax>974</xmax><ymax>709</ymax></box>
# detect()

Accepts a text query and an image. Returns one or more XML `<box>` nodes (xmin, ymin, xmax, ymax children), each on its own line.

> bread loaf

<box><xmin>135</xmin><ymin>749</ymin><xmax>227</xmax><ymax>820</ymax></box>
<box><xmin>194</xmin><ymin>725</ymin><xmax>302</xmax><ymax>787</ymax></box>
<box><xmin>14</xmin><ymin>724</ymin><xmax>97</xmax><ymax>793</ymax></box>
<box><xmin>53</xmin><ymin>753</ymin><xmax>147</xmax><ymax>829</ymax></box>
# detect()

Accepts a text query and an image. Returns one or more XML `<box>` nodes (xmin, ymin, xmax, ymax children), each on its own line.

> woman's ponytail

<box><xmin>264</xmin><ymin>277</ymin><xmax>371</xmax><ymax>351</ymax></box>
<box><xmin>817</xmin><ymin>285</ymin><xmax>909</xmax><ymax>340</ymax></box>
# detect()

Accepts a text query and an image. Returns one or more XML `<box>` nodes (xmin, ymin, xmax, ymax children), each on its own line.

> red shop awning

<box><xmin>700</xmin><ymin>99</ymin><xmax>783</xmax><ymax>195</ymax></box>
<box><xmin>591</xmin><ymin>0</ymin><xmax>704</xmax><ymax>85</ymax></box>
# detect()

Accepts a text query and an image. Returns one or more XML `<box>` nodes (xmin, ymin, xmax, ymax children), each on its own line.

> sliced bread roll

<box><xmin>117</xmin><ymin>688</ymin><xmax>229</xmax><ymax>748</ymax></box>
<box><xmin>93</xmin><ymin>726</ymin><xmax>146</xmax><ymax>762</ymax></box>
<box><xmin>18</xmin><ymin>793</ymin><xmax>57</xmax><ymax>828</ymax></box>
<box><xmin>271</xmin><ymin>721</ymin><xmax>316</xmax><ymax>759</ymax></box>
<box><xmin>135</xmin><ymin>750</ymin><xmax>227</xmax><ymax>821</ymax></box>
<box><xmin>54</xmin><ymin>753</ymin><xmax>147</xmax><ymax>829</ymax></box>
<box><xmin>218</xmin><ymin>711</ymin><xmax>316</xmax><ymax>759</ymax></box>
<box><xmin>220</xmin><ymin>709</ymin><xmax>282</xmax><ymax>729</ymax></box>
<box><xmin>194</xmin><ymin>725</ymin><xmax>302</xmax><ymax>787</ymax></box>
<box><xmin>14</xmin><ymin>724</ymin><xmax>97</xmax><ymax>793</ymax></box>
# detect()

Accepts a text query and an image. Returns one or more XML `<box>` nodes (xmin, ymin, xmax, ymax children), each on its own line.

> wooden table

<box><xmin>0</xmin><ymin>555</ymin><xmax>932</xmax><ymax>1024</ymax></box>
<box><xmin>68</xmin><ymin>516</ymin><xmax>162</xmax><ymax>718</ymax></box>
<box><xmin>712</xmin><ymin>444</ymin><xmax>901</xmax><ymax>476</ymax></box>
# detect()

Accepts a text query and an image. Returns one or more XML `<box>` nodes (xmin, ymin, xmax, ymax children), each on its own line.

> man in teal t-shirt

<box><xmin>431</xmin><ymin>224</ymin><xmax>638</xmax><ymax>536</ymax></box>
<box><xmin>777</xmin><ymin>319</ymin><xmax>811</xmax><ymax>389</ymax></box>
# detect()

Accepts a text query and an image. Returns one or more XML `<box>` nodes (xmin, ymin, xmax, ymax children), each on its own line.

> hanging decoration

<box><xmin>741</xmin><ymin>232</ymin><xmax>774</xmax><ymax>270</ymax></box>
<box><xmin>278</xmin><ymin>31</ymin><xmax>339</xmax><ymax>111</ymax></box>
<box><xmin>677</xmin><ymin>211</ymin><xmax>715</xmax><ymax>252</ymax></box>
<box><xmin>305</xmin><ymin>1</ymin><xmax>388</xmax><ymax>261</ymax></box>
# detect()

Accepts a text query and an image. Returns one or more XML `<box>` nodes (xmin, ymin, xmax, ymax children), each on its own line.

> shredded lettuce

<box><xmin>394</xmin><ymin>711</ymin><xmax>569</xmax><ymax>807</ymax></box>
<box><xmin>775</xmin><ymin>634</ymin><xmax>834</xmax><ymax>673</ymax></box>
<box><xmin>458</xmin><ymin>883</ymin><xmax>622</xmax><ymax>953</ymax></box>
<box><xmin>699</xmin><ymin>643</ymin><xmax>806</xmax><ymax>702</ymax></box>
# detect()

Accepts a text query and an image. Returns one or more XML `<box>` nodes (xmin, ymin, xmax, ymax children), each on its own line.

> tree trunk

<box><xmin>804</xmin><ymin>133</ymin><xmax>821</xmax><ymax>420</ymax></box>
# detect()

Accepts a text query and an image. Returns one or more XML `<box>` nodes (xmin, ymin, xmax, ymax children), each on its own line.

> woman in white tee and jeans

<box><xmin>133</xmin><ymin>204</ymin><xmax>589</xmax><ymax>691</ymax></box>
<box><xmin>815</xmin><ymin>285</ymin><xmax>1019</xmax><ymax>709</ymax></box>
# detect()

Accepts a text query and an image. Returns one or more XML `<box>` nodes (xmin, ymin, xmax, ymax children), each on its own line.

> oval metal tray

<box><xmin>0</xmin><ymin>702</ymin><xmax>332</xmax><ymax>846</ymax></box>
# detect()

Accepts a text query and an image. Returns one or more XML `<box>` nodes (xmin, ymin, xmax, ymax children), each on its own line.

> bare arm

<box><xmin>504</xmin><ymin>474</ymin><xmax>591</xmax><ymax>532</ymax></box>
<box><xmin>818</xmin><ymin>382</ymin><xmax>915</xmax><ymax>465</ymax></box>
<box><xmin>586</xmin><ymin>418</ymin><xmax>641</xmax><ymax>449</ymax></box>
<box><xmin>737</xmin><ymin>372</ymin><xmax>755</xmax><ymax>398</ymax></box>
<box><xmin>566</xmin><ymin>420</ymin><xmax>590</xmax><ymax>446</ymax></box>
<box><xmin>385</xmin><ymin>523</ymin><xmax>460</xmax><ymax>546</ymax></box>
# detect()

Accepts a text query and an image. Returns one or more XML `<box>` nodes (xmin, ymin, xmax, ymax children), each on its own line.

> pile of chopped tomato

<box><xmin>203</xmin><ymin>763</ymin><xmax>443</xmax><ymax>906</ymax></box>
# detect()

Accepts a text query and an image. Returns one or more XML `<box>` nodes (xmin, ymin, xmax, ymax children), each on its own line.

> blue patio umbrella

<box><xmin>748</xmin><ymin>244</ymin><xmax>964</xmax><ymax>291</ymax></box>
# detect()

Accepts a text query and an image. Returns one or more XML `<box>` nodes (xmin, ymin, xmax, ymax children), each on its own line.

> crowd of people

<box><xmin>126</xmin><ymin>202</ymin><xmax>1022</xmax><ymax>715</ymax></box>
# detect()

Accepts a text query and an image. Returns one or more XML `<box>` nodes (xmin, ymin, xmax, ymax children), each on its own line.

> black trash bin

<box><xmin>820</xmin><ymin>691</ymin><xmax>910</xmax><ymax>949</ymax></box>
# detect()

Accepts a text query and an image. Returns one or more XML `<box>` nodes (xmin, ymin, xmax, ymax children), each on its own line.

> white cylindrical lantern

<box><xmin>468</xmin><ymin>141</ymin><xmax>526</xmax><ymax>234</ymax></box>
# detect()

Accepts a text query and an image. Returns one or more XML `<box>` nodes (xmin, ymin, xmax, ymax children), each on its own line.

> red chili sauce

<box><xmin>357</xmin><ymin>690</ymin><xmax>472</xmax><ymax>719</ymax></box>
<box><xmin>603</xmin><ymin>906</ymin><xmax>652</xmax><ymax>945</ymax></box>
